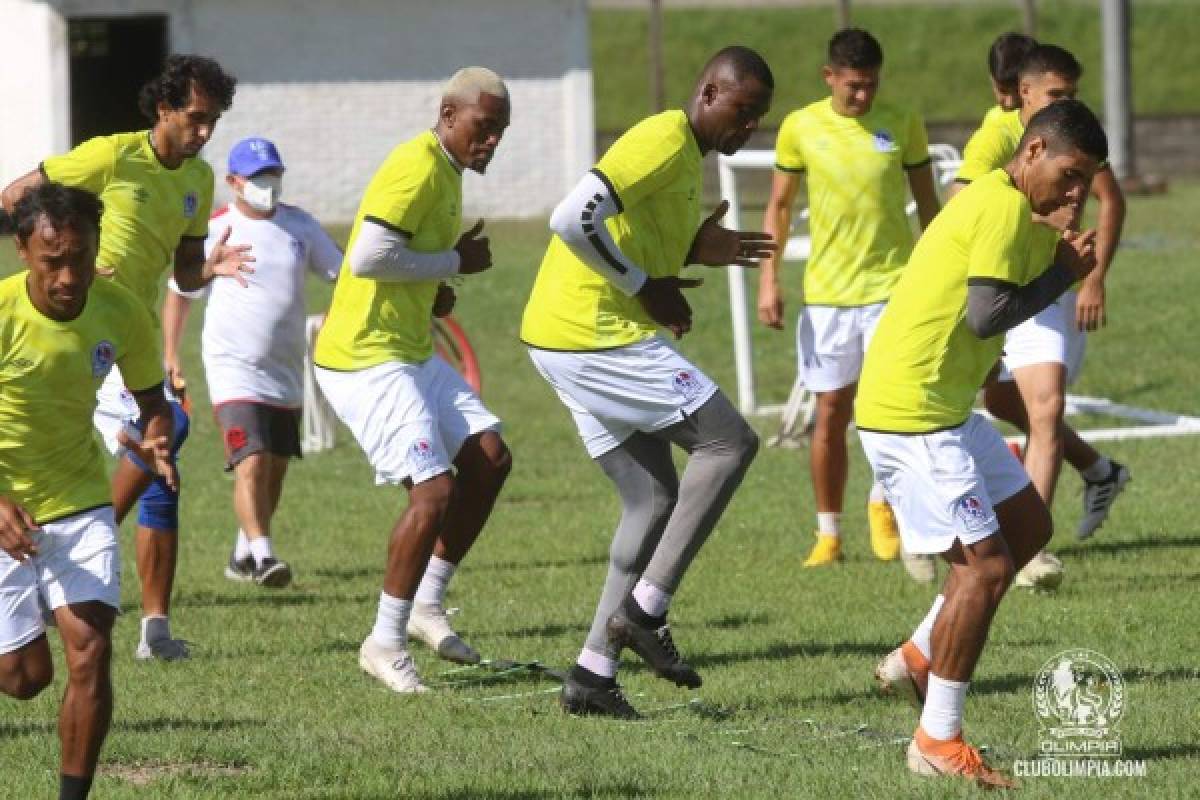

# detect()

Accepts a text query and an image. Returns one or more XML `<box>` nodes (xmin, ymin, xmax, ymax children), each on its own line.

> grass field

<box><xmin>592</xmin><ymin>1</ymin><xmax>1200</xmax><ymax>132</ymax></box>
<box><xmin>3</xmin><ymin>181</ymin><xmax>1200</xmax><ymax>798</ymax></box>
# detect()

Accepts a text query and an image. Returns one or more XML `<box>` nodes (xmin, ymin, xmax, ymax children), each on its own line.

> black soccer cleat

<box><xmin>224</xmin><ymin>552</ymin><xmax>255</xmax><ymax>583</ymax></box>
<box><xmin>559</xmin><ymin>670</ymin><xmax>642</xmax><ymax>720</ymax></box>
<box><xmin>607</xmin><ymin>599</ymin><xmax>702</xmax><ymax>689</ymax></box>
<box><xmin>253</xmin><ymin>557</ymin><xmax>293</xmax><ymax>588</ymax></box>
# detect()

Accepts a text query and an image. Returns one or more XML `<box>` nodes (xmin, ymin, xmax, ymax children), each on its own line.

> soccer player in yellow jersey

<box><xmin>984</xmin><ymin>32</ymin><xmax>1038</xmax><ymax>113</ymax></box>
<box><xmin>522</xmin><ymin>47</ymin><xmax>775</xmax><ymax>718</ymax></box>
<box><xmin>861</xmin><ymin>99</ymin><xmax>1107</xmax><ymax>787</ymax></box>
<box><xmin>0</xmin><ymin>184</ymin><xmax>175</xmax><ymax>800</ymax></box>
<box><xmin>954</xmin><ymin>45</ymin><xmax>1130</xmax><ymax>589</ymax></box>
<box><xmin>1</xmin><ymin>56</ymin><xmax>250</xmax><ymax>661</ymax></box>
<box><xmin>314</xmin><ymin>68</ymin><xmax>513</xmax><ymax>693</ymax></box>
<box><xmin>757</xmin><ymin>29</ymin><xmax>941</xmax><ymax>571</ymax></box>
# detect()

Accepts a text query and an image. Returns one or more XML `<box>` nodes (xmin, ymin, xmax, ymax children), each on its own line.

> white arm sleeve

<box><xmin>548</xmin><ymin>170</ymin><xmax>648</xmax><ymax>296</ymax></box>
<box><xmin>348</xmin><ymin>218</ymin><xmax>460</xmax><ymax>282</ymax></box>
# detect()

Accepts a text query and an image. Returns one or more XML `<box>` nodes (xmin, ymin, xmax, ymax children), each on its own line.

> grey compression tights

<box><xmin>584</xmin><ymin>391</ymin><xmax>759</xmax><ymax>659</ymax></box>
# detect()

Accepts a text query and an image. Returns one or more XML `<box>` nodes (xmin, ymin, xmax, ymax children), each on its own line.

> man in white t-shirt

<box><xmin>163</xmin><ymin>137</ymin><xmax>342</xmax><ymax>587</ymax></box>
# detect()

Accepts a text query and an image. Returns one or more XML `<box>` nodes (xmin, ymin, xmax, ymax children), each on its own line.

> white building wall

<box><xmin>1</xmin><ymin>0</ymin><xmax>594</xmax><ymax>222</ymax></box>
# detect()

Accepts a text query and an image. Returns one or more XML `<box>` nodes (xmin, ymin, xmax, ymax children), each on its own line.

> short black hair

<box><xmin>12</xmin><ymin>183</ymin><xmax>103</xmax><ymax>245</ymax></box>
<box><xmin>138</xmin><ymin>54</ymin><xmax>237</xmax><ymax>122</ymax></box>
<box><xmin>1020</xmin><ymin>98</ymin><xmax>1108</xmax><ymax>164</ymax></box>
<box><xmin>705</xmin><ymin>45</ymin><xmax>775</xmax><ymax>90</ymax></box>
<box><xmin>828</xmin><ymin>28</ymin><xmax>883</xmax><ymax>69</ymax></box>
<box><xmin>988</xmin><ymin>32</ymin><xmax>1038</xmax><ymax>90</ymax></box>
<box><xmin>1018</xmin><ymin>44</ymin><xmax>1082</xmax><ymax>84</ymax></box>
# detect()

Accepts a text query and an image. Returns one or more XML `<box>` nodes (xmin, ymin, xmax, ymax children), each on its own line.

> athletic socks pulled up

<box><xmin>631</xmin><ymin>579</ymin><xmax>671</xmax><ymax>619</ymax></box>
<box><xmin>371</xmin><ymin>592</ymin><xmax>412</xmax><ymax>650</ymax></box>
<box><xmin>414</xmin><ymin>556</ymin><xmax>457</xmax><ymax>607</ymax></box>
<box><xmin>920</xmin><ymin>673</ymin><xmax>969</xmax><ymax>740</ymax></box>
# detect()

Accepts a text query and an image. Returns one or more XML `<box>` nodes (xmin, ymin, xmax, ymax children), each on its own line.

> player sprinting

<box><xmin>0</xmin><ymin>184</ymin><xmax>176</xmax><ymax>800</ymax></box>
<box><xmin>1</xmin><ymin>55</ymin><xmax>250</xmax><ymax>661</ymax></box>
<box><xmin>522</xmin><ymin>47</ymin><xmax>774</xmax><ymax>719</ymax></box>
<box><xmin>314</xmin><ymin>68</ymin><xmax>513</xmax><ymax>692</ymax></box>
<box><xmin>952</xmin><ymin>44</ymin><xmax>1130</xmax><ymax>589</ymax></box>
<box><xmin>162</xmin><ymin>137</ymin><xmax>343</xmax><ymax>588</ymax></box>
<box><xmin>865</xmin><ymin>99</ymin><xmax>1107</xmax><ymax>787</ymax></box>
<box><xmin>757</xmin><ymin>28</ymin><xmax>940</xmax><ymax>573</ymax></box>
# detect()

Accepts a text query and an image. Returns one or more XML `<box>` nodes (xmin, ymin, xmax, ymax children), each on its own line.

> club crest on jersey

<box><xmin>873</xmin><ymin>129</ymin><xmax>897</xmax><ymax>152</ymax></box>
<box><xmin>408</xmin><ymin>438</ymin><xmax>438</xmax><ymax>471</ymax></box>
<box><xmin>956</xmin><ymin>494</ymin><xmax>989</xmax><ymax>530</ymax></box>
<box><xmin>91</xmin><ymin>340</ymin><xmax>116</xmax><ymax>377</ymax></box>
<box><xmin>673</xmin><ymin>369</ymin><xmax>703</xmax><ymax>400</ymax></box>
<box><xmin>183</xmin><ymin>191</ymin><xmax>198</xmax><ymax>218</ymax></box>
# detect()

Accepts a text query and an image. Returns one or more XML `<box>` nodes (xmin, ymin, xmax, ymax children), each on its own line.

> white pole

<box><xmin>1102</xmin><ymin>0</ymin><xmax>1134</xmax><ymax>180</ymax></box>
<box><xmin>717</xmin><ymin>156</ymin><xmax>757</xmax><ymax>414</ymax></box>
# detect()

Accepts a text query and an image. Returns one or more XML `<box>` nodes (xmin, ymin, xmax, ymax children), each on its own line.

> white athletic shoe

<box><xmin>1078</xmin><ymin>461</ymin><xmax>1131</xmax><ymax>539</ymax></box>
<box><xmin>900</xmin><ymin>546</ymin><xmax>937</xmax><ymax>584</ymax></box>
<box><xmin>874</xmin><ymin>645</ymin><xmax>926</xmax><ymax>710</ymax></box>
<box><xmin>1014</xmin><ymin>550</ymin><xmax>1064</xmax><ymax>590</ymax></box>
<box><xmin>358</xmin><ymin>637</ymin><xmax>428</xmax><ymax>694</ymax></box>
<box><xmin>407</xmin><ymin>603</ymin><xmax>481</xmax><ymax>665</ymax></box>
<box><xmin>135</xmin><ymin>637</ymin><xmax>191</xmax><ymax>662</ymax></box>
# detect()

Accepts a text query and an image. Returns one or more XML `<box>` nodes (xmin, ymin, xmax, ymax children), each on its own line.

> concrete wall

<box><xmin>0</xmin><ymin>0</ymin><xmax>594</xmax><ymax>221</ymax></box>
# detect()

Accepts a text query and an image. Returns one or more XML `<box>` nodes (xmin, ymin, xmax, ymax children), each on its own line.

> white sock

<box><xmin>1081</xmin><ymin>455</ymin><xmax>1112</xmax><ymax>482</ymax></box>
<box><xmin>577</xmin><ymin>648</ymin><xmax>618</xmax><ymax>679</ymax></box>
<box><xmin>414</xmin><ymin>556</ymin><xmax>457</xmax><ymax>607</ymax></box>
<box><xmin>869</xmin><ymin>483</ymin><xmax>886</xmax><ymax>504</ymax></box>
<box><xmin>816</xmin><ymin>512</ymin><xmax>841</xmax><ymax>537</ymax></box>
<box><xmin>234</xmin><ymin>529</ymin><xmax>251</xmax><ymax>561</ymax></box>
<box><xmin>370</xmin><ymin>592</ymin><xmax>412</xmax><ymax>650</ymax></box>
<box><xmin>141</xmin><ymin>615</ymin><xmax>170</xmax><ymax>644</ymax></box>
<box><xmin>248</xmin><ymin>535</ymin><xmax>274</xmax><ymax>566</ymax></box>
<box><xmin>920</xmin><ymin>673</ymin><xmax>968</xmax><ymax>740</ymax></box>
<box><xmin>632</xmin><ymin>579</ymin><xmax>672</xmax><ymax>618</ymax></box>
<box><xmin>911</xmin><ymin>594</ymin><xmax>945</xmax><ymax>660</ymax></box>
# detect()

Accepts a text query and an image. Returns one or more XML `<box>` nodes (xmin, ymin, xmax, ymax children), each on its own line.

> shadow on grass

<box><xmin>150</xmin><ymin>590</ymin><xmax>358</xmax><ymax>610</ymax></box>
<box><xmin>310</xmin><ymin>566</ymin><xmax>379</xmax><ymax>580</ymax></box>
<box><xmin>971</xmin><ymin>665</ymin><xmax>1200</xmax><ymax>698</ymax></box>
<box><xmin>1122</xmin><ymin>743</ymin><xmax>1200</xmax><ymax>761</ymax></box>
<box><xmin>660</xmin><ymin>639</ymin><xmax>892</xmax><ymax>672</ymax></box>
<box><xmin>375</xmin><ymin>785</ymin><xmax>660</xmax><ymax>799</ymax></box>
<box><xmin>469</xmin><ymin>554</ymin><xmax>609</xmax><ymax>572</ymax></box>
<box><xmin>498</xmin><ymin>622</ymin><xmax>590</xmax><ymax>639</ymax></box>
<box><xmin>1</xmin><ymin>716</ymin><xmax>265</xmax><ymax>739</ymax></box>
<box><xmin>1057</xmin><ymin>534</ymin><xmax>1200</xmax><ymax>558</ymax></box>
<box><xmin>703</xmin><ymin>611</ymin><xmax>771</xmax><ymax>629</ymax></box>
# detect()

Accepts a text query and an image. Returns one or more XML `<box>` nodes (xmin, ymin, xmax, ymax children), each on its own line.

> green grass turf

<box><xmin>2</xmin><ymin>182</ymin><xmax>1199</xmax><ymax>797</ymax></box>
<box><xmin>591</xmin><ymin>0</ymin><xmax>1200</xmax><ymax>132</ymax></box>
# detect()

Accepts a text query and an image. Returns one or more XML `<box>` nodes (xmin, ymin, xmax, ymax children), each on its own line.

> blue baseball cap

<box><xmin>227</xmin><ymin>137</ymin><xmax>285</xmax><ymax>176</ymax></box>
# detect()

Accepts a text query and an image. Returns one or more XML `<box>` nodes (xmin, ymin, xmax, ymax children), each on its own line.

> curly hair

<box><xmin>138</xmin><ymin>54</ymin><xmax>237</xmax><ymax>122</ymax></box>
<box><xmin>12</xmin><ymin>183</ymin><xmax>103</xmax><ymax>245</ymax></box>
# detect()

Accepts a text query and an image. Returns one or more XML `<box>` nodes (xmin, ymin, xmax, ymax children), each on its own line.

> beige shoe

<box><xmin>1014</xmin><ymin>550</ymin><xmax>1064</xmax><ymax>590</ymax></box>
<box><xmin>874</xmin><ymin>641</ymin><xmax>928</xmax><ymax>710</ymax></box>
<box><xmin>907</xmin><ymin>728</ymin><xmax>1017</xmax><ymax>789</ymax></box>
<box><xmin>358</xmin><ymin>637</ymin><xmax>428</xmax><ymax>693</ymax></box>
<box><xmin>900</xmin><ymin>545</ymin><xmax>937</xmax><ymax>584</ymax></box>
<box><xmin>407</xmin><ymin>603</ymin><xmax>481</xmax><ymax>665</ymax></box>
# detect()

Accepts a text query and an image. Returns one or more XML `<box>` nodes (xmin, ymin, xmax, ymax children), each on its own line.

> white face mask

<box><xmin>241</xmin><ymin>173</ymin><xmax>283</xmax><ymax>212</ymax></box>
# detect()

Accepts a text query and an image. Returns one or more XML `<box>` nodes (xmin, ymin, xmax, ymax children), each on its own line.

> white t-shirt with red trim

<box><xmin>174</xmin><ymin>202</ymin><xmax>342</xmax><ymax>408</ymax></box>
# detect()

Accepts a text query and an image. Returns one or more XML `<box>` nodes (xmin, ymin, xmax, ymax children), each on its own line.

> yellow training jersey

<box><xmin>315</xmin><ymin>130</ymin><xmax>461</xmax><ymax>370</ymax></box>
<box><xmin>41</xmin><ymin>131</ymin><xmax>213</xmax><ymax>314</ymax></box>
<box><xmin>855</xmin><ymin>169</ymin><xmax>1048</xmax><ymax>434</ymax></box>
<box><xmin>955</xmin><ymin>107</ymin><xmax>1024</xmax><ymax>183</ymax></box>
<box><xmin>775</xmin><ymin>98</ymin><xmax>930</xmax><ymax>307</ymax></box>
<box><xmin>0</xmin><ymin>274</ymin><xmax>162</xmax><ymax>523</ymax></box>
<box><xmin>521</xmin><ymin>110</ymin><xmax>702</xmax><ymax>351</ymax></box>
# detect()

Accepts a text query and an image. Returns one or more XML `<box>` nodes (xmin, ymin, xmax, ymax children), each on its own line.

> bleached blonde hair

<box><xmin>442</xmin><ymin>67</ymin><xmax>509</xmax><ymax>105</ymax></box>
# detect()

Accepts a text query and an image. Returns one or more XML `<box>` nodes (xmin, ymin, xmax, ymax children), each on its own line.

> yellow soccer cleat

<box><xmin>868</xmin><ymin>500</ymin><xmax>901</xmax><ymax>561</ymax></box>
<box><xmin>803</xmin><ymin>532</ymin><xmax>843</xmax><ymax>567</ymax></box>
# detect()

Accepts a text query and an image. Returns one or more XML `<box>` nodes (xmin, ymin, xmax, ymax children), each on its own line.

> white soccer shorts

<box><xmin>93</xmin><ymin>366</ymin><xmax>142</xmax><ymax>455</ymax></box>
<box><xmin>796</xmin><ymin>302</ymin><xmax>887</xmax><ymax>392</ymax></box>
<box><xmin>999</xmin><ymin>290</ymin><xmax>1085</xmax><ymax>384</ymax></box>
<box><xmin>0</xmin><ymin>506</ymin><xmax>121</xmax><ymax>655</ymax></box>
<box><xmin>858</xmin><ymin>414</ymin><xmax>1031</xmax><ymax>555</ymax></box>
<box><xmin>527</xmin><ymin>335</ymin><xmax>719</xmax><ymax>458</ymax></box>
<box><xmin>314</xmin><ymin>356</ymin><xmax>501</xmax><ymax>486</ymax></box>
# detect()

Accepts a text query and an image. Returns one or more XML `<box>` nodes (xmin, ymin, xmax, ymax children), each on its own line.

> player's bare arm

<box><xmin>757</xmin><ymin>171</ymin><xmax>800</xmax><ymax>330</ymax></box>
<box><xmin>0</xmin><ymin>168</ymin><xmax>45</xmax><ymax>214</ymax></box>
<box><xmin>0</xmin><ymin>497</ymin><xmax>40</xmax><ymax>561</ymax></box>
<box><xmin>906</xmin><ymin>162</ymin><xmax>942</xmax><ymax>230</ymax></box>
<box><xmin>173</xmin><ymin>227</ymin><xmax>254</xmax><ymax>290</ymax></box>
<box><xmin>161</xmin><ymin>289</ymin><xmax>192</xmax><ymax>390</ymax></box>
<box><xmin>1076</xmin><ymin>166</ymin><xmax>1126</xmax><ymax>331</ymax></box>
<box><xmin>687</xmin><ymin>200</ymin><xmax>776</xmax><ymax>268</ymax></box>
<box><xmin>119</xmin><ymin>385</ymin><xmax>179</xmax><ymax>492</ymax></box>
